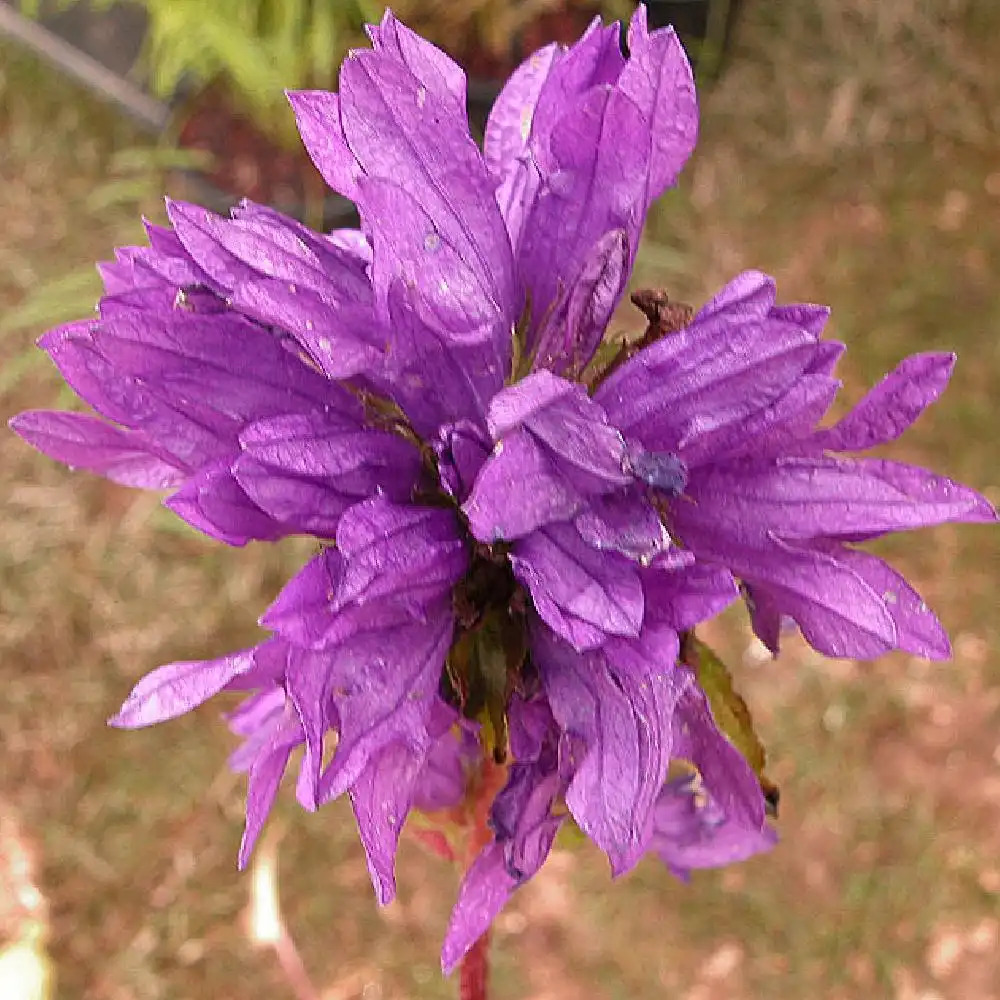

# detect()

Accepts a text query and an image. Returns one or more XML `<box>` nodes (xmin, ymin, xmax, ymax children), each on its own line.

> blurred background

<box><xmin>1</xmin><ymin>1</ymin><xmax>998</xmax><ymax>998</ymax></box>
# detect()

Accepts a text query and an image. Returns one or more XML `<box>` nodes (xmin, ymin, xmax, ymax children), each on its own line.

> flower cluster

<box><xmin>11</xmin><ymin>5</ymin><xmax>994</xmax><ymax>973</ymax></box>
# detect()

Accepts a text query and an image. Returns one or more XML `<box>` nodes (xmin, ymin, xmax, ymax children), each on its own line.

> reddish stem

<box><xmin>456</xmin><ymin>756</ymin><xmax>506</xmax><ymax>1000</ymax></box>
<box><xmin>459</xmin><ymin>928</ymin><xmax>491</xmax><ymax>1000</ymax></box>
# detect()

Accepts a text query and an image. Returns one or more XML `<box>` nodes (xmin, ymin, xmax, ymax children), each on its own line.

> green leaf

<box><xmin>680</xmin><ymin>633</ymin><xmax>768</xmax><ymax>780</ymax></box>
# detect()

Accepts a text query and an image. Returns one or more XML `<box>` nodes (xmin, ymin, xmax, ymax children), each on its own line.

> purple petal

<box><xmin>532</xmin><ymin>618</ymin><xmax>689</xmax><ymax>872</ymax></box>
<box><xmin>110</xmin><ymin>647</ymin><xmax>258</xmax><ymax>727</ymax></box>
<box><xmin>527</xmin><ymin>18</ymin><xmax>625</xmax><ymax>144</ymax></box>
<box><xmin>261</xmin><ymin>549</ymin><xmax>438</xmax><ymax>649</ymax></box>
<box><xmin>165</xmin><ymin>462</ymin><xmax>286</xmax><ymax>545</ymax></box>
<box><xmin>287</xmin><ymin>91</ymin><xmax>360</xmax><ymax>200</ymax></box>
<box><xmin>518</xmin><ymin>87</ymin><xmax>648</xmax><ymax>369</ymax></box>
<box><xmin>596</xmin><ymin>309</ymin><xmax>820</xmax><ymax>462</ymax></box>
<box><xmin>683</xmin><ymin>456</ymin><xmax>997</xmax><ymax>540</ymax></box>
<box><xmin>619</xmin><ymin>12</ymin><xmax>698</xmax><ymax>199</ymax></box>
<box><xmin>234</xmin><ymin>411</ymin><xmax>423</xmax><ymax>533</ymax></box>
<box><xmin>357</xmin><ymin>176</ymin><xmax>511</xmax><ymax>349</ymax></box>
<box><xmin>534</xmin><ymin>228</ymin><xmax>630</xmax><ymax>377</ymax></box>
<box><xmin>464</xmin><ymin>432</ymin><xmax>580</xmax><ymax>542</ymax></box>
<box><xmin>10</xmin><ymin>410</ymin><xmax>184</xmax><ymax>489</ymax></box>
<box><xmin>641</xmin><ymin>561</ymin><xmax>739</xmax><ymax>632</ymax></box>
<box><xmin>813</xmin><ymin>545</ymin><xmax>952</xmax><ymax>659</ymax></box>
<box><xmin>239</xmin><ymin>716</ymin><xmax>303</xmax><ymax>869</ymax></box>
<box><xmin>693</xmin><ymin>270</ymin><xmax>776</xmax><ymax>323</ymax></box>
<box><xmin>441</xmin><ymin>843</ymin><xmax>519</xmax><ymax>974</ymax></box>
<box><xmin>512</xmin><ymin>523</ymin><xmax>644</xmax><ymax>651</ymax></box>
<box><xmin>651</xmin><ymin>776</ymin><xmax>777</xmax><ymax>878</ymax></box>
<box><xmin>814</xmin><ymin>353</ymin><xmax>956</xmax><ymax>452</ymax></box>
<box><xmin>339</xmin><ymin>47</ymin><xmax>516</xmax><ymax>326</ymax></box>
<box><xmin>674</xmin><ymin>518</ymin><xmax>900</xmax><ymax>659</ymax></box>
<box><xmin>334</xmin><ymin>496</ymin><xmax>468</xmax><ymax>609</ymax></box>
<box><xmin>573</xmin><ymin>489</ymin><xmax>670</xmax><ymax>562</ymax></box>
<box><xmin>350</xmin><ymin>740</ymin><xmax>426</xmax><ymax>904</ymax></box>
<box><xmin>411</xmin><ymin>705</ymin><xmax>479</xmax><ymax>812</ymax></box>
<box><xmin>483</xmin><ymin>44</ymin><xmax>560</xmax><ymax>181</ymax></box>
<box><xmin>316</xmin><ymin>608</ymin><xmax>454</xmax><ymax>804</ymax></box>
<box><xmin>434</xmin><ymin>420</ymin><xmax>491</xmax><ymax>503</ymax></box>
<box><xmin>367</xmin><ymin>10</ymin><xmax>467</xmax><ymax>112</ymax></box>
<box><xmin>670</xmin><ymin>682</ymin><xmax>767</xmax><ymax>832</ymax></box>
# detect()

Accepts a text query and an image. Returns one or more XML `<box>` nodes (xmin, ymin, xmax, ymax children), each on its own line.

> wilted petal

<box><xmin>573</xmin><ymin>489</ymin><xmax>669</xmax><ymax>562</ymax></box>
<box><xmin>651</xmin><ymin>775</ymin><xmax>777</xmax><ymax>879</ymax></box>
<box><xmin>671</xmin><ymin>680</ymin><xmax>767</xmax><ymax>832</ymax></box>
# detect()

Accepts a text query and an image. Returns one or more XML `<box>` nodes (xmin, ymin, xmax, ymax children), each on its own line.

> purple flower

<box><xmin>595</xmin><ymin>271</ymin><xmax>996</xmax><ymax>659</ymax></box>
<box><xmin>9</xmin><ymin>3</ymin><xmax>993</xmax><ymax>975</ymax></box>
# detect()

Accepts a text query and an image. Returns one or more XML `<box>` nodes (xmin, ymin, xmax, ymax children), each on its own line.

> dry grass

<box><xmin>2</xmin><ymin>1</ymin><xmax>999</xmax><ymax>997</ymax></box>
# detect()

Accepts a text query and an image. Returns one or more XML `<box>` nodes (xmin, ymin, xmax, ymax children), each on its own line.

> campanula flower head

<box><xmin>10</xmin><ymin>3</ymin><xmax>994</xmax><ymax>978</ymax></box>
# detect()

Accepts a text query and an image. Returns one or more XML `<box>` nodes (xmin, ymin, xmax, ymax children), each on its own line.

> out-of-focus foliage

<box><xmin>388</xmin><ymin>0</ymin><xmax>629</xmax><ymax>63</ymax></box>
<box><xmin>22</xmin><ymin>0</ymin><xmax>379</xmax><ymax>144</ymax></box>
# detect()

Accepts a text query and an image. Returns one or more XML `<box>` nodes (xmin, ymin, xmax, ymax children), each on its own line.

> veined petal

<box><xmin>109</xmin><ymin>647</ymin><xmax>258</xmax><ymax>728</ymax></box>
<box><xmin>464</xmin><ymin>431</ymin><xmax>582</xmax><ymax>542</ymax></box>
<box><xmin>641</xmin><ymin>561</ymin><xmax>739</xmax><ymax>632</ymax></box>
<box><xmin>366</xmin><ymin>10</ymin><xmax>467</xmax><ymax>113</ymax></box>
<box><xmin>532</xmin><ymin>617</ymin><xmax>689</xmax><ymax>873</ymax></box>
<box><xmin>619</xmin><ymin>10</ymin><xmax>698</xmax><ymax>199</ymax></box>
<box><xmin>316</xmin><ymin>606</ymin><xmax>454</xmax><ymax>804</ymax></box>
<box><xmin>287</xmin><ymin>90</ymin><xmax>360</xmax><ymax>200</ymax></box>
<box><xmin>814</xmin><ymin>352</ymin><xmax>956</xmax><ymax>452</ymax></box>
<box><xmin>339</xmin><ymin>47</ymin><xmax>516</xmax><ymax>321</ymax></box>
<box><xmin>513</xmin><ymin>523</ymin><xmax>644</xmax><ymax>650</ymax></box>
<box><xmin>483</xmin><ymin>44</ymin><xmax>560</xmax><ymax>181</ymax></box>
<box><xmin>165</xmin><ymin>462</ymin><xmax>286</xmax><ymax>545</ymax></box>
<box><xmin>811</xmin><ymin>544</ymin><xmax>952</xmax><ymax>659</ymax></box>
<box><xmin>674</xmin><ymin>515</ymin><xmax>901</xmax><ymax>658</ymax></box>
<box><xmin>333</xmin><ymin>496</ymin><xmax>468</xmax><ymax>610</ymax></box>
<box><xmin>596</xmin><ymin>313</ymin><xmax>820</xmax><ymax>460</ymax></box>
<box><xmin>10</xmin><ymin>410</ymin><xmax>183</xmax><ymax>489</ymax></box>
<box><xmin>519</xmin><ymin>87</ymin><xmax>649</xmax><ymax>370</ymax></box>
<box><xmin>684</xmin><ymin>456</ymin><xmax>996</xmax><ymax>540</ymax></box>
<box><xmin>350</xmin><ymin>740</ymin><xmax>426</xmax><ymax>904</ymax></box>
